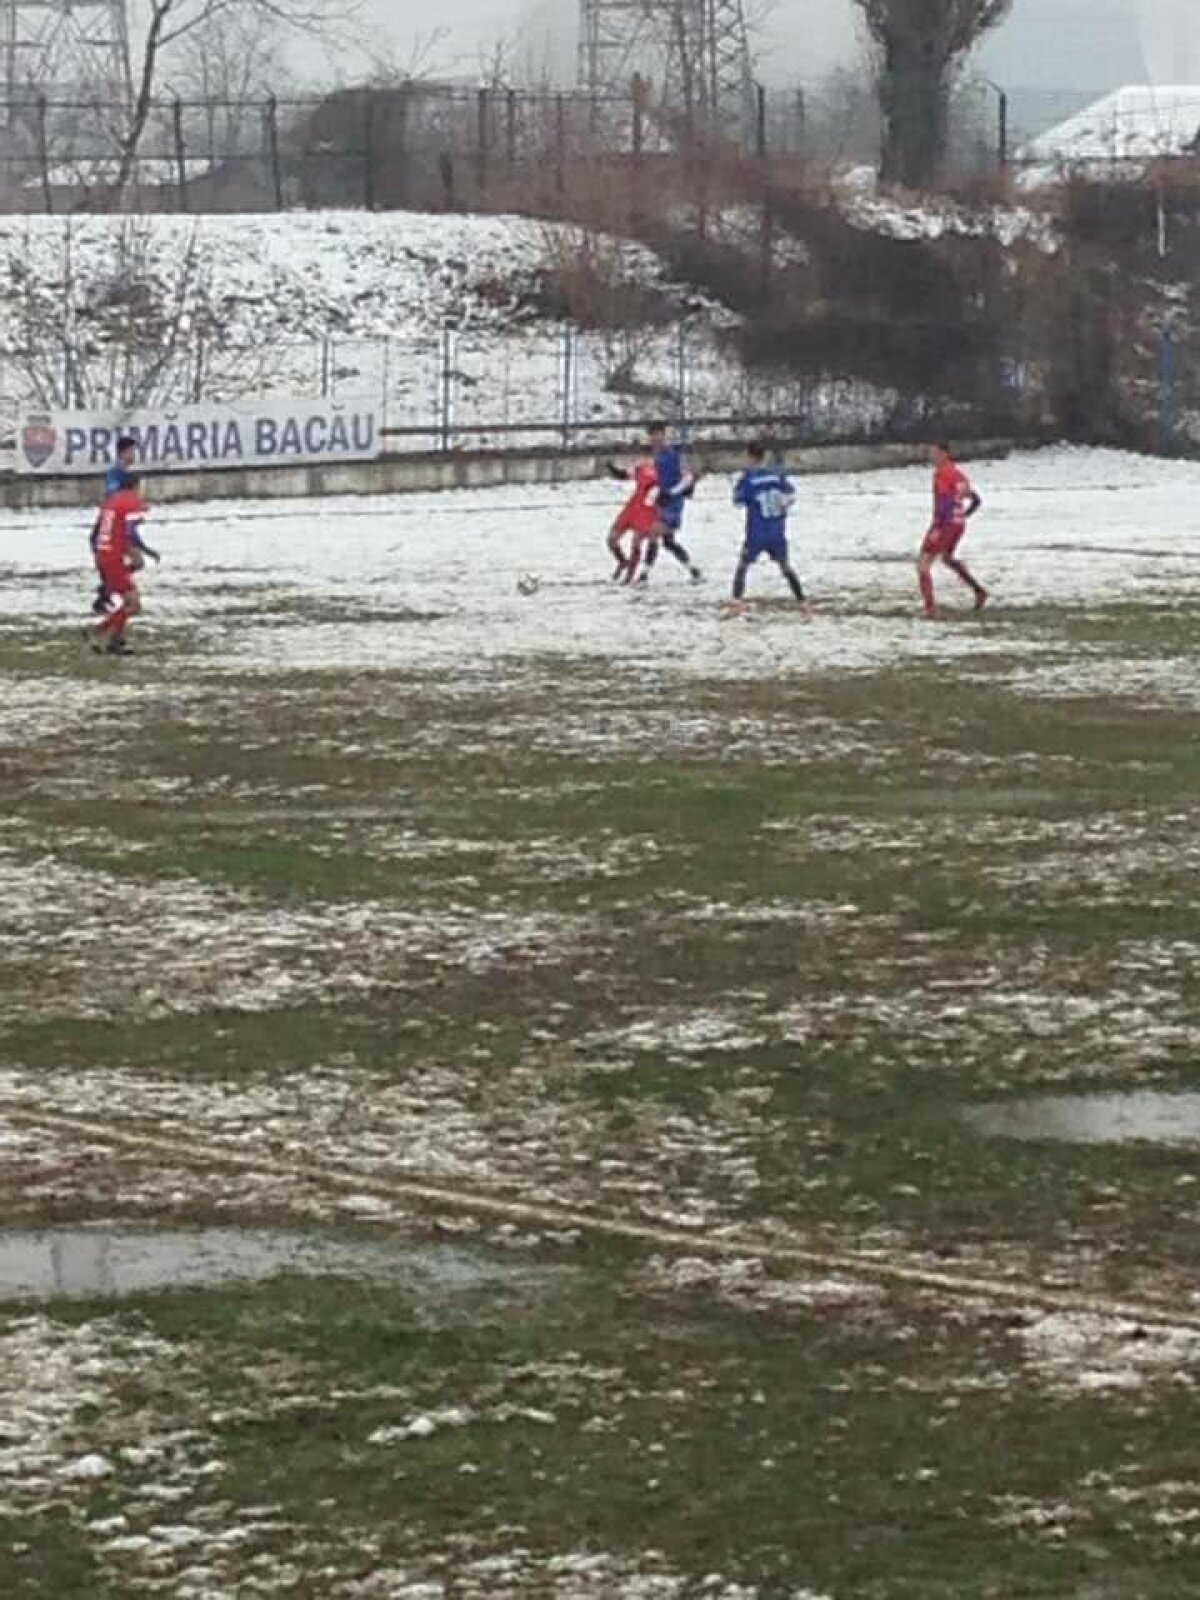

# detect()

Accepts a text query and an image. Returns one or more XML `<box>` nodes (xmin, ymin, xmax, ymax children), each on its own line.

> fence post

<box><xmin>265</xmin><ymin>96</ymin><xmax>283</xmax><ymax>211</ymax></box>
<box><xmin>36</xmin><ymin>95</ymin><xmax>52</xmax><ymax>214</ymax></box>
<box><xmin>1156</xmin><ymin>183</ymin><xmax>1169</xmax><ymax>260</ymax></box>
<box><xmin>477</xmin><ymin>88</ymin><xmax>490</xmax><ymax>203</ymax></box>
<box><xmin>756</xmin><ymin>84</ymin><xmax>773</xmax><ymax>295</ymax></box>
<box><xmin>439</xmin><ymin>324</ymin><xmax>454</xmax><ymax>452</ymax></box>
<box><xmin>559</xmin><ymin>327</ymin><xmax>575</xmax><ymax>450</ymax></box>
<box><xmin>997</xmin><ymin>87</ymin><xmax>1009</xmax><ymax>169</ymax></box>
<box><xmin>505</xmin><ymin>88</ymin><xmax>518</xmax><ymax>179</ymax></box>
<box><xmin>172</xmin><ymin>99</ymin><xmax>188</xmax><ymax>212</ymax></box>
<box><xmin>319</xmin><ymin>337</ymin><xmax>332</xmax><ymax>399</ymax></box>
<box><xmin>1159</xmin><ymin>326</ymin><xmax>1176</xmax><ymax>455</ymax></box>
<box><xmin>363</xmin><ymin>94</ymin><xmax>376</xmax><ymax>211</ymax></box>
<box><xmin>381</xmin><ymin>336</ymin><xmax>390</xmax><ymax>431</ymax></box>
<box><xmin>631</xmin><ymin>74</ymin><xmax>645</xmax><ymax>230</ymax></box>
<box><xmin>677</xmin><ymin>321</ymin><xmax>689</xmax><ymax>441</ymax></box>
<box><xmin>554</xmin><ymin>93</ymin><xmax>566</xmax><ymax>204</ymax></box>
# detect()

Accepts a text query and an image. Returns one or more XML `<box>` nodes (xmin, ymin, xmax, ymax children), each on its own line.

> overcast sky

<box><xmin>328</xmin><ymin>1</ymin><xmax>1199</xmax><ymax>92</ymax></box>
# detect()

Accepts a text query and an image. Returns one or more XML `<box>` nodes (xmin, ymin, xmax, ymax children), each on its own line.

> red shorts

<box><xmin>923</xmin><ymin>521</ymin><xmax>967</xmax><ymax>558</ymax></box>
<box><xmin>99</xmin><ymin>559</ymin><xmax>136</xmax><ymax>597</ymax></box>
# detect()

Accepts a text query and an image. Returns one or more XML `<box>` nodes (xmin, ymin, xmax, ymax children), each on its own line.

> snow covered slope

<box><xmin>0</xmin><ymin>210</ymin><xmax>906</xmax><ymax>447</ymax></box>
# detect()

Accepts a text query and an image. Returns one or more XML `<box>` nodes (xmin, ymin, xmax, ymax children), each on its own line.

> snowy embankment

<box><xmin>0</xmin><ymin>210</ymin><xmax>889</xmax><ymax>445</ymax></box>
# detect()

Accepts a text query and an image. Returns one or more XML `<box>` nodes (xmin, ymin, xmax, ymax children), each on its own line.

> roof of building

<box><xmin>1020</xmin><ymin>84</ymin><xmax>1200</xmax><ymax>165</ymax></box>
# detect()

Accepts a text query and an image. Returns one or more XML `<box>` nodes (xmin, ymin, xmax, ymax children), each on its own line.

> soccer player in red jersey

<box><xmin>918</xmin><ymin>443</ymin><xmax>987</xmax><ymax>618</ymax></box>
<box><xmin>87</xmin><ymin>480</ymin><xmax>155</xmax><ymax>656</ymax></box>
<box><xmin>606</xmin><ymin>455</ymin><xmax>662</xmax><ymax>584</ymax></box>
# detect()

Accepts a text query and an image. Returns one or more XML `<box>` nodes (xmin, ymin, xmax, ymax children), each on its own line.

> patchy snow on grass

<box><xmin>582</xmin><ymin>1008</ymin><xmax>769</xmax><ymax>1058</ymax></box>
<box><xmin>0</xmin><ymin>843</ymin><xmax>585</xmax><ymax>1022</ymax></box>
<box><xmin>640</xmin><ymin>1254</ymin><xmax>881</xmax><ymax>1317</ymax></box>
<box><xmin>0</xmin><ymin>1315</ymin><xmax>179</xmax><ymax>1508</ymax></box>
<box><xmin>1018</xmin><ymin>1310</ymin><xmax>1200</xmax><ymax>1395</ymax></box>
<box><xmin>0</xmin><ymin>676</ymin><xmax>167</xmax><ymax>749</ymax></box>
<box><xmin>1007</xmin><ymin>655</ymin><xmax>1200</xmax><ymax>709</ymax></box>
<box><xmin>0</xmin><ymin>1038</ymin><xmax>776</xmax><ymax>1229</ymax></box>
<box><xmin>344</xmin><ymin>1550</ymin><xmax>814</xmax><ymax>1599</ymax></box>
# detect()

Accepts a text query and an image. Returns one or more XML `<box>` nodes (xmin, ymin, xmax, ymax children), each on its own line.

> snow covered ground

<box><xmin>2</xmin><ymin>445</ymin><xmax>1197</xmax><ymax>696</ymax></box>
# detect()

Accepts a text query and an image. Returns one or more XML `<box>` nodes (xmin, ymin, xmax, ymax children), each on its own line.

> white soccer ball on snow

<box><xmin>516</xmin><ymin>573</ymin><xmax>541</xmax><ymax>597</ymax></box>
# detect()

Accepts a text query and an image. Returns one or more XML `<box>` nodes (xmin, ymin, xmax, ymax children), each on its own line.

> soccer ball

<box><xmin>517</xmin><ymin>573</ymin><xmax>541</xmax><ymax>597</ymax></box>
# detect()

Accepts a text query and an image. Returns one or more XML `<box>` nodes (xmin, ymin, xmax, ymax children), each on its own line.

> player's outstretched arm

<box><xmin>662</xmin><ymin>468</ymin><xmax>697</xmax><ymax>500</ymax></box>
<box><xmin>606</xmin><ymin>461</ymin><xmax>630</xmax><ymax>481</ymax></box>
<box><xmin>964</xmin><ymin>491</ymin><xmax>983</xmax><ymax>518</ymax></box>
<box><xmin>131</xmin><ymin>524</ymin><xmax>160</xmax><ymax>563</ymax></box>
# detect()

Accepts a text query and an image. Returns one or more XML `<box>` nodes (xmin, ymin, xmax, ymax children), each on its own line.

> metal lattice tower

<box><xmin>1</xmin><ymin>0</ymin><xmax>131</xmax><ymax>106</ymax></box>
<box><xmin>578</xmin><ymin>0</ymin><xmax>755</xmax><ymax>144</ymax></box>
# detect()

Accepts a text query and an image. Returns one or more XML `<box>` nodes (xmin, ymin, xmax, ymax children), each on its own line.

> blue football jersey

<box><xmin>734</xmin><ymin>466</ymin><xmax>795</xmax><ymax>539</ymax></box>
<box><xmin>105</xmin><ymin>462</ymin><xmax>135</xmax><ymax>497</ymax></box>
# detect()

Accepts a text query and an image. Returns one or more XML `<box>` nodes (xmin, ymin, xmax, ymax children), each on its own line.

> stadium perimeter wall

<box><xmin>0</xmin><ymin>437</ymin><xmax>1023</xmax><ymax>511</ymax></box>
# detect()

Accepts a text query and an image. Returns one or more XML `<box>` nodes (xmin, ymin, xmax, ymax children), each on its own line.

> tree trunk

<box><xmin>878</xmin><ymin>39</ymin><xmax>948</xmax><ymax>190</ymax></box>
<box><xmin>111</xmin><ymin>4</ymin><xmax>169</xmax><ymax>207</ymax></box>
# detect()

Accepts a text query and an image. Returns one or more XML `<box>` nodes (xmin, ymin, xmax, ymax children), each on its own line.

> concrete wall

<box><xmin>0</xmin><ymin>436</ymin><xmax>1022</xmax><ymax>513</ymax></box>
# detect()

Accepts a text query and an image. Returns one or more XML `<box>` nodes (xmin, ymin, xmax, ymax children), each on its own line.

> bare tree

<box><xmin>112</xmin><ymin>0</ymin><xmax>351</xmax><ymax>203</ymax></box>
<box><xmin>167</xmin><ymin>8</ymin><xmax>284</xmax><ymax>168</ymax></box>
<box><xmin>853</xmin><ymin>0</ymin><xmax>1012</xmax><ymax>190</ymax></box>
<box><xmin>364</xmin><ymin>27</ymin><xmax>451</xmax><ymax>86</ymax></box>
<box><xmin>7</xmin><ymin>218</ymin><xmax>221</xmax><ymax>408</ymax></box>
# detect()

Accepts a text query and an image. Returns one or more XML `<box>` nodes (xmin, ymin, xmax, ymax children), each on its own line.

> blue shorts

<box><xmin>657</xmin><ymin>502</ymin><xmax>684</xmax><ymax>533</ymax></box>
<box><xmin>743</xmin><ymin>529</ymin><xmax>789</xmax><ymax>565</ymax></box>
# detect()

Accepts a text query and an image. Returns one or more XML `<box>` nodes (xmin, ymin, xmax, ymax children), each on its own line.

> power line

<box><xmin>577</xmin><ymin>0</ymin><xmax>756</xmax><ymax>145</ymax></box>
<box><xmin>0</xmin><ymin>0</ymin><xmax>130</xmax><ymax>112</ymax></box>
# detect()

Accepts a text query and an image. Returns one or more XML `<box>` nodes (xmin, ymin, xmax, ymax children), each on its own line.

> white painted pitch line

<box><xmin>7</xmin><ymin>1104</ymin><xmax>1200</xmax><ymax>1334</ymax></box>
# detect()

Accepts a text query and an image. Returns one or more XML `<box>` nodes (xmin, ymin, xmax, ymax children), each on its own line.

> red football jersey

<box><xmin>933</xmin><ymin>460</ymin><xmax>972</xmax><ymax>529</ymax></box>
<box><xmin>95</xmin><ymin>489</ymin><xmax>148</xmax><ymax>564</ymax></box>
<box><xmin>619</xmin><ymin>459</ymin><xmax>660</xmax><ymax>536</ymax></box>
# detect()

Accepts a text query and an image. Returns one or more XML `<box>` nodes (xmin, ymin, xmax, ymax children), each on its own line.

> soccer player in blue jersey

<box><xmin>91</xmin><ymin>436</ymin><xmax>140</xmax><ymax>615</ymax></box>
<box><xmin>726</xmin><ymin>441</ymin><xmax>810</xmax><ymax>619</ymax></box>
<box><xmin>641</xmin><ymin>421</ymin><xmax>704</xmax><ymax>585</ymax></box>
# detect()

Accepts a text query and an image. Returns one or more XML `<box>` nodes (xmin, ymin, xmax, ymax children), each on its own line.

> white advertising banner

<box><xmin>17</xmin><ymin>397</ymin><xmax>382</xmax><ymax>477</ymax></box>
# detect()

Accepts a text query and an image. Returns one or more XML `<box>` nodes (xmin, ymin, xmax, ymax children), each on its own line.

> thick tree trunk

<box><xmin>878</xmin><ymin>39</ymin><xmax>950</xmax><ymax>190</ymax></box>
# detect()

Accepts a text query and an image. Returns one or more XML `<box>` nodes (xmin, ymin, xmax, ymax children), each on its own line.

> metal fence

<box><xmin>0</xmin><ymin>320</ymin><xmax>1033</xmax><ymax>457</ymax></box>
<box><xmin>0</xmin><ymin>82</ymin><xmax>815</xmax><ymax>217</ymax></box>
<box><xmin>1156</xmin><ymin>325</ymin><xmax>1200</xmax><ymax>456</ymax></box>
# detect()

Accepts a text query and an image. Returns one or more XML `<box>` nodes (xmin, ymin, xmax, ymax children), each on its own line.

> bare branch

<box><xmin>112</xmin><ymin>0</ymin><xmax>356</xmax><ymax>203</ymax></box>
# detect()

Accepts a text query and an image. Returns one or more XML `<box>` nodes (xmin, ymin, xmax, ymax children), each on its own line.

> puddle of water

<box><xmin>966</xmin><ymin>1091</ymin><xmax>1200</xmax><ymax>1147</ymax></box>
<box><xmin>0</xmin><ymin>1226</ymin><xmax>545</xmax><ymax>1304</ymax></box>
